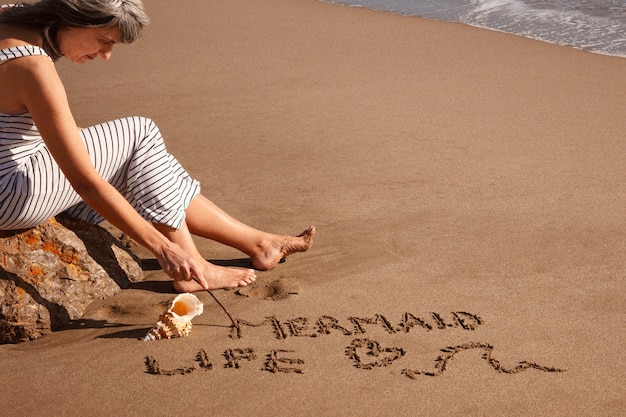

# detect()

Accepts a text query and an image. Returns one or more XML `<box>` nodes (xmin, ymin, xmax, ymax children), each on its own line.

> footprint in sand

<box><xmin>235</xmin><ymin>278</ymin><xmax>300</xmax><ymax>301</ymax></box>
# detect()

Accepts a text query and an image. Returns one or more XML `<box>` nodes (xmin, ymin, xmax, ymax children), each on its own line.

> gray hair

<box><xmin>0</xmin><ymin>0</ymin><xmax>149</xmax><ymax>60</ymax></box>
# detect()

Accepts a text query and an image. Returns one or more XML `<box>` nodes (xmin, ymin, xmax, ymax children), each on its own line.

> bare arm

<box><xmin>13</xmin><ymin>56</ymin><xmax>208</xmax><ymax>288</ymax></box>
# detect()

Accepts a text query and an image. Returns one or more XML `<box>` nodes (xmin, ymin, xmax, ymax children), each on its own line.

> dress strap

<box><xmin>0</xmin><ymin>45</ymin><xmax>50</xmax><ymax>65</ymax></box>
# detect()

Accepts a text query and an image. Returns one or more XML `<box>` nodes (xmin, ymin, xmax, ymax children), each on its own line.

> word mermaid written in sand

<box><xmin>144</xmin><ymin>310</ymin><xmax>565</xmax><ymax>378</ymax></box>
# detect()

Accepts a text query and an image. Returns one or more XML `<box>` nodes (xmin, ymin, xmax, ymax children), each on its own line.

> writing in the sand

<box><xmin>145</xmin><ymin>311</ymin><xmax>566</xmax><ymax>377</ymax></box>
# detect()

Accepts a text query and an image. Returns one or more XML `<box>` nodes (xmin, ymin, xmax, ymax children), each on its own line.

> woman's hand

<box><xmin>154</xmin><ymin>240</ymin><xmax>209</xmax><ymax>289</ymax></box>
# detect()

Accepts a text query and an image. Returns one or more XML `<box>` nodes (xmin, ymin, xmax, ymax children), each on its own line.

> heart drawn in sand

<box><xmin>345</xmin><ymin>338</ymin><xmax>406</xmax><ymax>370</ymax></box>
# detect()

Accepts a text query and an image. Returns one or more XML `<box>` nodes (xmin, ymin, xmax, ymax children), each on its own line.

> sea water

<box><xmin>322</xmin><ymin>0</ymin><xmax>626</xmax><ymax>58</ymax></box>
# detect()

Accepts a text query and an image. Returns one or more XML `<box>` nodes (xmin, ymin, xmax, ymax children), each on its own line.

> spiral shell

<box><xmin>142</xmin><ymin>293</ymin><xmax>204</xmax><ymax>341</ymax></box>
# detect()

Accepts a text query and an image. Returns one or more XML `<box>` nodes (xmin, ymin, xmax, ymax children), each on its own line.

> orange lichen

<box><xmin>23</xmin><ymin>233</ymin><xmax>41</xmax><ymax>246</ymax></box>
<box><xmin>41</xmin><ymin>241</ymin><xmax>60</xmax><ymax>254</ymax></box>
<box><xmin>15</xmin><ymin>287</ymin><xmax>25</xmax><ymax>300</ymax></box>
<box><xmin>61</xmin><ymin>249</ymin><xmax>79</xmax><ymax>264</ymax></box>
<box><xmin>28</xmin><ymin>264</ymin><xmax>45</xmax><ymax>283</ymax></box>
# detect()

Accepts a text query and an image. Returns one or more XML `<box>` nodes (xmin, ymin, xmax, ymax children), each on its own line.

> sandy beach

<box><xmin>1</xmin><ymin>0</ymin><xmax>625</xmax><ymax>415</ymax></box>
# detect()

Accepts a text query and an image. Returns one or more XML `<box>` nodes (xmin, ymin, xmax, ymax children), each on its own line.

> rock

<box><xmin>0</xmin><ymin>215</ymin><xmax>144</xmax><ymax>344</ymax></box>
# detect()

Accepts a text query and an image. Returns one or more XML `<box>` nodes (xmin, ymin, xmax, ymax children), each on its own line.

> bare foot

<box><xmin>251</xmin><ymin>226</ymin><xmax>316</xmax><ymax>271</ymax></box>
<box><xmin>173</xmin><ymin>262</ymin><xmax>256</xmax><ymax>292</ymax></box>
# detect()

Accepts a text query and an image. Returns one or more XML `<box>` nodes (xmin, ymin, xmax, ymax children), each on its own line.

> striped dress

<box><xmin>0</xmin><ymin>46</ymin><xmax>200</xmax><ymax>230</ymax></box>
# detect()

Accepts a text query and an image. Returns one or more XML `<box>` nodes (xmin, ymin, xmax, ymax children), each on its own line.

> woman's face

<box><xmin>57</xmin><ymin>26</ymin><xmax>121</xmax><ymax>64</ymax></box>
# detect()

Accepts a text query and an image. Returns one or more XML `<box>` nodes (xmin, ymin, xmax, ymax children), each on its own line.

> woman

<box><xmin>0</xmin><ymin>0</ymin><xmax>315</xmax><ymax>292</ymax></box>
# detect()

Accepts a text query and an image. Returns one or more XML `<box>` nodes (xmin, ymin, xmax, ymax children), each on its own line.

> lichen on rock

<box><xmin>0</xmin><ymin>215</ymin><xmax>143</xmax><ymax>344</ymax></box>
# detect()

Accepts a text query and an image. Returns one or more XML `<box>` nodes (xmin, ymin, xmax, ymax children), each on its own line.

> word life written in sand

<box><xmin>145</xmin><ymin>311</ymin><xmax>566</xmax><ymax>378</ymax></box>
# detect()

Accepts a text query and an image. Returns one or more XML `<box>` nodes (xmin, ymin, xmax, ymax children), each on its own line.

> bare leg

<box><xmin>153</xmin><ymin>221</ymin><xmax>256</xmax><ymax>292</ymax></box>
<box><xmin>184</xmin><ymin>194</ymin><xmax>315</xmax><ymax>270</ymax></box>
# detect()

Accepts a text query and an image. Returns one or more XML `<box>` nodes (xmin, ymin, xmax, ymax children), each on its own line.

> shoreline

<box><xmin>321</xmin><ymin>0</ymin><xmax>626</xmax><ymax>59</ymax></box>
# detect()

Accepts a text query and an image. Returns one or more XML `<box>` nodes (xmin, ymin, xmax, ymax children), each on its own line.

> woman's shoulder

<box><xmin>0</xmin><ymin>39</ymin><xmax>57</xmax><ymax>115</ymax></box>
<box><xmin>0</xmin><ymin>44</ymin><xmax>52</xmax><ymax>81</ymax></box>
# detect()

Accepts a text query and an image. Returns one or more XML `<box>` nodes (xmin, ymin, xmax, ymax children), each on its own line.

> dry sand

<box><xmin>1</xmin><ymin>0</ymin><xmax>625</xmax><ymax>416</ymax></box>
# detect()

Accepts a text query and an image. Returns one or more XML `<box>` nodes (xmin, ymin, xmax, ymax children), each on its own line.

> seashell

<box><xmin>142</xmin><ymin>293</ymin><xmax>204</xmax><ymax>341</ymax></box>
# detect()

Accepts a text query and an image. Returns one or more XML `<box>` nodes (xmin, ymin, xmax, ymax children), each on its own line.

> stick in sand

<box><xmin>193</xmin><ymin>277</ymin><xmax>237</xmax><ymax>327</ymax></box>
